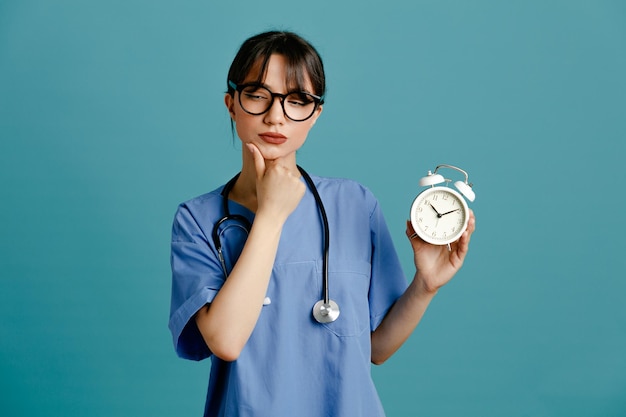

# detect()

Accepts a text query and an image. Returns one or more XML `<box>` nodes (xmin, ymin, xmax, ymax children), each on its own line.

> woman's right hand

<box><xmin>247</xmin><ymin>143</ymin><xmax>305</xmax><ymax>222</ymax></box>
<box><xmin>195</xmin><ymin>144</ymin><xmax>305</xmax><ymax>361</ymax></box>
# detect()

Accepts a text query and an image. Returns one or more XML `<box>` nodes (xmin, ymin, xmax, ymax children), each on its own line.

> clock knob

<box><xmin>454</xmin><ymin>181</ymin><xmax>475</xmax><ymax>202</ymax></box>
<box><xmin>419</xmin><ymin>172</ymin><xmax>445</xmax><ymax>186</ymax></box>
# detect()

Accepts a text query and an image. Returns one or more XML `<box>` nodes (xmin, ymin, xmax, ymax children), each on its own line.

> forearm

<box><xmin>370</xmin><ymin>272</ymin><xmax>437</xmax><ymax>365</ymax></box>
<box><xmin>195</xmin><ymin>212</ymin><xmax>284</xmax><ymax>361</ymax></box>
<box><xmin>370</xmin><ymin>212</ymin><xmax>474</xmax><ymax>364</ymax></box>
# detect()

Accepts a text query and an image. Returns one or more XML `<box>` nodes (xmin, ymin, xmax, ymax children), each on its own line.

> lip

<box><xmin>258</xmin><ymin>132</ymin><xmax>287</xmax><ymax>144</ymax></box>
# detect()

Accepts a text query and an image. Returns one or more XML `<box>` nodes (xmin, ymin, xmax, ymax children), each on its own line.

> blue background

<box><xmin>1</xmin><ymin>1</ymin><xmax>625</xmax><ymax>416</ymax></box>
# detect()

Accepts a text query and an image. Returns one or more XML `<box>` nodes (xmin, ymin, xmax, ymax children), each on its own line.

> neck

<box><xmin>229</xmin><ymin>167</ymin><xmax>258</xmax><ymax>212</ymax></box>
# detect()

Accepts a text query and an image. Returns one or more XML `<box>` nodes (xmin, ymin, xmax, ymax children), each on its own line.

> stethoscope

<box><xmin>211</xmin><ymin>166</ymin><xmax>340</xmax><ymax>324</ymax></box>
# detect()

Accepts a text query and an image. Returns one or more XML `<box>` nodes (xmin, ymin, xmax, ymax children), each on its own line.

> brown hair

<box><xmin>226</xmin><ymin>31</ymin><xmax>326</xmax><ymax>100</ymax></box>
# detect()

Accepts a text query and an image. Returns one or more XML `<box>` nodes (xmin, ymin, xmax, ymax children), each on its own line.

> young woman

<box><xmin>169</xmin><ymin>30</ymin><xmax>475</xmax><ymax>417</ymax></box>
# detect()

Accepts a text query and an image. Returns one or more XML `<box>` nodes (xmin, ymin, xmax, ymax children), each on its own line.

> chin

<box><xmin>259</xmin><ymin>147</ymin><xmax>297</xmax><ymax>161</ymax></box>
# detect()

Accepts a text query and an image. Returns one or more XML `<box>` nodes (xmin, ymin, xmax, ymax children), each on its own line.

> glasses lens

<box><xmin>239</xmin><ymin>85</ymin><xmax>317</xmax><ymax>121</ymax></box>
<box><xmin>283</xmin><ymin>92</ymin><xmax>317</xmax><ymax>121</ymax></box>
<box><xmin>240</xmin><ymin>85</ymin><xmax>272</xmax><ymax>115</ymax></box>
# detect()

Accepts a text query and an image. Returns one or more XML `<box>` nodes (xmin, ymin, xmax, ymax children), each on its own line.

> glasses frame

<box><xmin>228</xmin><ymin>80</ymin><xmax>324</xmax><ymax>122</ymax></box>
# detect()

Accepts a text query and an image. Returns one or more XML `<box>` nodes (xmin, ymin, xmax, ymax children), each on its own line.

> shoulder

<box><xmin>308</xmin><ymin>174</ymin><xmax>379</xmax><ymax>215</ymax></box>
<box><xmin>309</xmin><ymin>174</ymin><xmax>374</xmax><ymax>197</ymax></box>
<box><xmin>172</xmin><ymin>185</ymin><xmax>225</xmax><ymax>232</ymax></box>
<box><xmin>178</xmin><ymin>187</ymin><xmax>223</xmax><ymax>212</ymax></box>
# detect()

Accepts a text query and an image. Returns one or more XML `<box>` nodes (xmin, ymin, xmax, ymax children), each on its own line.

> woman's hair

<box><xmin>226</xmin><ymin>31</ymin><xmax>326</xmax><ymax>99</ymax></box>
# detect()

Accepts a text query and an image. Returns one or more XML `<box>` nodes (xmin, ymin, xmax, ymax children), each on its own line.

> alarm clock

<box><xmin>410</xmin><ymin>164</ymin><xmax>475</xmax><ymax>246</ymax></box>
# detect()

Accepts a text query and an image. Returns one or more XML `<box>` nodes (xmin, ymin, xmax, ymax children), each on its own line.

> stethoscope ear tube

<box><xmin>213</xmin><ymin>173</ymin><xmax>252</xmax><ymax>277</ymax></box>
<box><xmin>213</xmin><ymin>213</ymin><xmax>251</xmax><ymax>276</ymax></box>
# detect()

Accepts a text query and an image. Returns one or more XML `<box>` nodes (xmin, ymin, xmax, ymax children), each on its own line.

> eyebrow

<box><xmin>242</xmin><ymin>81</ymin><xmax>314</xmax><ymax>95</ymax></box>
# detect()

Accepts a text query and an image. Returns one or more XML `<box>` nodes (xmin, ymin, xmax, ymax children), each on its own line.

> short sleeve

<box><xmin>368</xmin><ymin>198</ymin><xmax>408</xmax><ymax>331</ymax></box>
<box><xmin>168</xmin><ymin>203</ymin><xmax>224</xmax><ymax>361</ymax></box>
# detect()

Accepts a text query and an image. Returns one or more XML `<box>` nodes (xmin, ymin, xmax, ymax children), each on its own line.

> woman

<box><xmin>169</xmin><ymin>30</ymin><xmax>475</xmax><ymax>417</ymax></box>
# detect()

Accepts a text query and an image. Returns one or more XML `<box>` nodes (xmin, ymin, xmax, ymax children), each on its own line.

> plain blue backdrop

<box><xmin>1</xmin><ymin>1</ymin><xmax>625</xmax><ymax>416</ymax></box>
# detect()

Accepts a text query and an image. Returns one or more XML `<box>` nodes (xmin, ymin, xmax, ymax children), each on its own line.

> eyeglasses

<box><xmin>228</xmin><ymin>80</ymin><xmax>324</xmax><ymax>122</ymax></box>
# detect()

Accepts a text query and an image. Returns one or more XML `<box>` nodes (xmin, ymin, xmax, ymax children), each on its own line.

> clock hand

<box><xmin>441</xmin><ymin>208</ymin><xmax>460</xmax><ymax>216</ymax></box>
<box><xmin>429</xmin><ymin>203</ymin><xmax>443</xmax><ymax>218</ymax></box>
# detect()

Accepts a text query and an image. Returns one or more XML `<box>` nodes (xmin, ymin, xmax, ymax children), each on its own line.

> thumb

<box><xmin>246</xmin><ymin>143</ymin><xmax>265</xmax><ymax>178</ymax></box>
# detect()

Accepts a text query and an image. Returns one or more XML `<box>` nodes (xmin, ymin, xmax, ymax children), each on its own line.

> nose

<box><xmin>263</xmin><ymin>96</ymin><xmax>286</xmax><ymax>124</ymax></box>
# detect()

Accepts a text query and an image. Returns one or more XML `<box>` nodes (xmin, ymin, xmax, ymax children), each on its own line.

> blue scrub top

<box><xmin>169</xmin><ymin>174</ymin><xmax>408</xmax><ymax>417</ymax></box>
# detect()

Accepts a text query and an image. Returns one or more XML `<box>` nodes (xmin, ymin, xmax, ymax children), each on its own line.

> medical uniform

<box><xmin>169</xmin><ymin>174</ymin><xmax>408</xmax><ymax>417</ymax></box>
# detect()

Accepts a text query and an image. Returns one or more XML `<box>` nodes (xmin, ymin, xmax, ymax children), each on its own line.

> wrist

<box><xmin>412</xmin><ymin>273</ymin><xmax>439</xmax><ymax>298</ymax></box>
<box><xmin>251</xmin><ymin>211</ymin><xmax>286</xmax><ymax>236</ymax></box>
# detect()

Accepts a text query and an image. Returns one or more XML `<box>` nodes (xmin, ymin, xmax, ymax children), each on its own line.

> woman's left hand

<box><xmin>405</xmin><ymin>209</ymin><xmax>476</xmax><ymax>294</ymax></box>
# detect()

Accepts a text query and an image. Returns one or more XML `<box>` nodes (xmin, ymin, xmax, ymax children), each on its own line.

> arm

<box><xmin>195</xmin><ymin>144</ymin><xmax>305</xmax><ymax>362</ymax></box>
<box><xmin>370</xmin><ymin>211</ymin><xmax>476</xmax><ymax>365</ymax></box>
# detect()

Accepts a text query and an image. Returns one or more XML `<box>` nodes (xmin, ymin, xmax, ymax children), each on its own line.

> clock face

<box><xmin>410</xmin><ymin>186</ymin><xmax>469</xmax><ymax>245</ymax></box>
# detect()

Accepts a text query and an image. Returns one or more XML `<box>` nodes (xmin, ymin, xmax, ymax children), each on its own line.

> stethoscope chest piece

<box><xmin>313</xmin><ymin>299</ymin><xmax>340</xmax><ymax>323</ymax></box>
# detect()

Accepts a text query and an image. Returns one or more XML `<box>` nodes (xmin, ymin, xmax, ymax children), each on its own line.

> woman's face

<box><xmin>225</xmin><ymin>54</ymin><xmax>322</xmax><ymax>164</ymax></box>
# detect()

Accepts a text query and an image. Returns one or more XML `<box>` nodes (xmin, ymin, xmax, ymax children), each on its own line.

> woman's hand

<box><xmin>195</xmin><ymin>144</ymin><xmax>305</xmax><ymax>362</ymax></box>
<box><xmin>247</xmin><ymin>143</ymin><xmax>305</xmax><ymax>222</ymax></box>
<box><xmin>405</xmin><ymin>210</ymin><xmax>476</xmax><ymax>294</ymax></box>
<box><xmin>371</xmin><ymin>211</ymin><xmax>476</xmax><ymax>364</ymax></box>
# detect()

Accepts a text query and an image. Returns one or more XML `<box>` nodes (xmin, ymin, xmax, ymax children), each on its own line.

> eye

<box><xmin>242</xmin><ymin>87</ymin><xmax>270</xmax><ymax>101</ymax></box>
<box><xmin>244</xmin><ymin>92</ymin><xmax>269</xmax><ymax>101</ymax></box>
<box><xmin>286</xmin><ymin>93</ymin><xmax>314</xmax><ymax>107</ymax></box>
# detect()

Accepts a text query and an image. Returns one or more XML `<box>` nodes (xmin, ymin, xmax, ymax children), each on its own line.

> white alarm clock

<box><xmin>410</xmin><ymin>164</ymin><xmax>475</xmax><ymax>246</ymax></box>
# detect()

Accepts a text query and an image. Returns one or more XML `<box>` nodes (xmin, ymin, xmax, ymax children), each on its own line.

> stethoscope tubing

<box><xmin>212</xmin><ymin>166</ymin><xmax>336</xmax><ymax>322</ymax></box>
<box><xmin>297</xmin><ymin>166</ymin><xmax>330</xmax><ymax>305</ymax></box>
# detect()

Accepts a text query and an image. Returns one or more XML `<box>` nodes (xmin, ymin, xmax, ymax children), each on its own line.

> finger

<box><xmin>458</xmin><ymin>210</ymin><xmax>476</xmax><ymax>249</ymax></box>
<box><xmin>467</xmin><ymin>210</ymin><xmax>476</xmax><ymax>234</ymax></box>
<box><xmin>405</xmin><ymin>220</ymin><xmax>414</xmax><ymax>236</ymax></box>
<box><xmin>455</xmin><ymin>225</ymin><xmax>472</xmax><ymax>261</ymax></box>
<box><xmin>263</xmin><ymin>154</ymin><xmax>294</xmax><ymax>176</ymax></box>
<box><xmin>405</xmin><ymin>220</ymin><xmax>419</xmax><ymax>241</ymax></box>
<box><xmin>246</xmin><ymin>143</ymin><xmax>266</xmax><ymax>179</ymax></box>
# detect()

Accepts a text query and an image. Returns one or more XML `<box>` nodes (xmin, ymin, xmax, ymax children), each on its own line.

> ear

<box><xmin>224</xmin><ymin>93</ymin><xmax>236</xmax><ymax>119</ymax></box>
<box><xmin>310</xmin><ymin>105</ymin><xmax>323</xmax><ymax>125</ymax></box>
